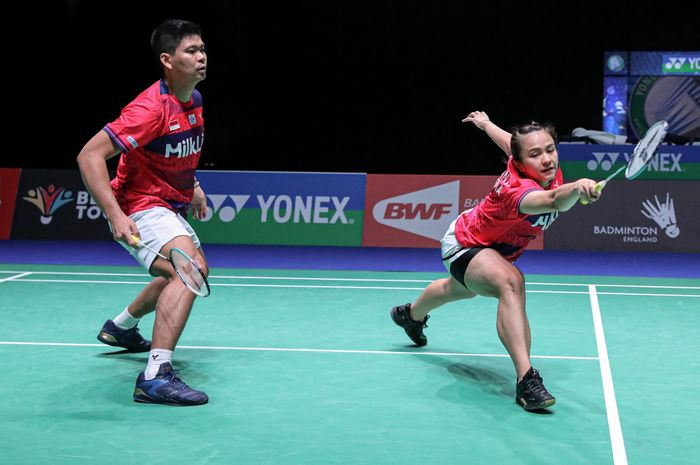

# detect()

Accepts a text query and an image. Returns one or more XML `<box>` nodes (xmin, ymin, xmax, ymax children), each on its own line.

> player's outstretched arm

<box><xmin>519</xmin><ymin>178</ymin><xmax>601</xmax><ymax>214</ymax></box>
<box><xmin>462</xmin><ymin>110</ymin><xmax>512</xmax><ymax>156</ymax></box>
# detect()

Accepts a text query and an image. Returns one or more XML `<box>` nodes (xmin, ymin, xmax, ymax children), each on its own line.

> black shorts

<box><xmin>445</xmin><ymin>247</ymin><xmax>485</xmax><ymax>288</ymax></box>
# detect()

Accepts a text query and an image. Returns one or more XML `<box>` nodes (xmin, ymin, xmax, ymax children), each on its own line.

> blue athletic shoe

<box><xmin>133</xmin><ymin>362</ymin><xmax>209</xmax><ymax>406</ymax></box>
<box><xmin>97</xmin><ymin>319</ymin><xmax>151</xmax><ymax>352</ymax></box>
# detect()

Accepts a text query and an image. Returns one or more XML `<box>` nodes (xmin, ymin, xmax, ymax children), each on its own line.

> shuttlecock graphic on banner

<box><xmin>640</xmin><ymin>193</ymin><xmax>679</xmax><ymax>238</ymax></box>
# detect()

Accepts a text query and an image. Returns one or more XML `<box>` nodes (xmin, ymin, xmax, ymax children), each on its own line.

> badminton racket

<box><xmin>131</xmin><ymin>235</ymin><xmax>210</xmax><ymax>297</ymax></box>
<box><xmin>580</xmin><ymin>120</ymin><xmax>668</xmax><ymax>205</ymax></box>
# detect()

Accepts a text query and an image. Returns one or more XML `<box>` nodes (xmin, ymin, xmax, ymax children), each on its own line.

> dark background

<box><xmin>10</xmin><ymin>0</ymin><xmax>697</xmax><ymax>175</ymax></box>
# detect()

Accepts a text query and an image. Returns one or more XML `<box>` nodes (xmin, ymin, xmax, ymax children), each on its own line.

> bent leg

<box><xmin>462</xmin><ymin>249</ymin><xmax>531</xmax><ymax>380</ymax></box>
<box><xmin>410</xmin><ymin>276</ymin><xmax>476</xmax><ymax>321</ymax></box>
<box><xmin>127</xmin><ymin>277</ymin><xmax>169</xmax><ymax>318</ymax></box>
<box><xmin>149</xmin><ymin>236</ymin><xmax>209</xmax><ymax>350</ymax></box>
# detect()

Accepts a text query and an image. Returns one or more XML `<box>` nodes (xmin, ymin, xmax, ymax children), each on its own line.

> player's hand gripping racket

<box><xmin>580</xmin><ymin>120</ymin><xmax>669</xmax><ymax>205</ymax></box>
<box><xmin>131</xmin><ymin>235</ymin><xmax>211</xmax><ymax>297</ymax></box>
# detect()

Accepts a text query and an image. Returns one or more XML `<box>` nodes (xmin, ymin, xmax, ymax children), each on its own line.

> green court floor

<box><xmin>1</xmin><ymin>264</ymin><xmax>698</xmax><ymax>465</ymax></box>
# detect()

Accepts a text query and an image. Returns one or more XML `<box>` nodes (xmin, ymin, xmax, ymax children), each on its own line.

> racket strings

<box><xmin>626</xmin><ymin>121</ymin><xmax>668</xmax><ymax>179</ymax></box>
<box><xmin>170</xmin><ymin>249</ymin><xmax>207</xmax><ymax>295</ymax></box>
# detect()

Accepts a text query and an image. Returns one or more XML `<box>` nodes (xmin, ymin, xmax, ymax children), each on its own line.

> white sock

<box><xmin>144</xmin><ymin>349</ymin><xmax>173</xmax><ymax>380</ymax></box>
<box><xmin>112</xmin><ymin>307</ymin><xmax>140</xmax><ymax>330</ymax></box>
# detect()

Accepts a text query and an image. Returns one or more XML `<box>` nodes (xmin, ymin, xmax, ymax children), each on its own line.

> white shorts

<box><xmin>440</xmin><ymin>218</ymin><xmax>472</xmax><ymax>274</ymax></box>
<box><xmin>112</xmin><ymin>207</ymin><xmax>201</xmax><ymax>271</ymax></box>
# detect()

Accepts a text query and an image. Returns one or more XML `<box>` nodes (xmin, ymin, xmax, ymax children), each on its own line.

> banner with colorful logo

<box><xmin>545</xmin><ymin>180</ymin><xmax>700</xmax><ymax>253</ymax></box>
<box><xmin>191</xmin><ymin>171</ymin><xmax>366</xmax><ymax>246</ymax></box>
<box><xmin>0</xmin><ymin>168</ymin><xmax>21</xmax><ymax>239</ymax></box>
<box><xmin>362</xmin><ymin>174</ymin><xmax>544</xmax><ymax>250</ymax></box>
<box><xmin>11</xmin><ymin>169</ymin><xmax>113</xmax><ymax>240</ymax></box>
<box><xmin>558</xmin><ymin>143</ymin><xmax>700</xmax><ymax>181</ymax></box>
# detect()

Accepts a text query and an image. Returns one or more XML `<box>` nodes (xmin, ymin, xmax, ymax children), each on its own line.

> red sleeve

<box><xmin>104</xmin><ymin>99</ymin><xmax>163</xmax><ymax>154</ymax></box>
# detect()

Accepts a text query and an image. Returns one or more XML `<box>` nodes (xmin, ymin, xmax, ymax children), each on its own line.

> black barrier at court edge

<box><xmin>11</xmin><ymin>169</ymin><xmax>113</xmax><ymax>241</ymax></box>
<box><xmin>545</xmin><ymin>180</ymin><xmax>700</xmax><ymax>253</ymax></box>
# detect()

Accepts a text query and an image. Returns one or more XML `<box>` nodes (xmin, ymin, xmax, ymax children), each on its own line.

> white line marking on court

<box><xmin>536</xmin><ymin>282</ymin><xmax>700</xmax><ymax>290</ymax></box>
<box><xmin>0</xmin><ymin>271</ymin><xmax>32</xmax><ymax>283</ymax></box>
<box><xmin>212</xmin><ymin>275</ymin><xmax>435</xmax><ymax>283</ymax></box>
<box><xmin>7</xmin><ymin>277</ymin><xmax>700</xmax><ymax>297</ymax></box>
<box><xmin>597</xmin><ymin>292</ymin><xmax>700</xmax><ymax>298</ymax></box>
<box><xmin>1</xmin><ymin>269</ymin><xmax>699</xmax><ymax>290</ymax></box>
<box><xmin>588</xmin><ymin>285</ymin><xmax>628</xmax><ymax>465</ymax></box>
<box><xmin>0</xmin><ymin>341</ymin><xmax>598</xmax><ymax>360</ymax></box>
<box><xmin>0</xmin><ymin>270</ymin><xmax>146</xmax><ymax>277</ymax></box>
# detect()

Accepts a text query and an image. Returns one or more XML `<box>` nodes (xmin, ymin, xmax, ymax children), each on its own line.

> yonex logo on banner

<box><xmin>641</xmin><ymin>193</ymin><xmax>679</xmax><ymax>239</ymax></box>
<box><xmin>587</xmin><ymin>152</ymin><xmax>682</xmax><ymax>173</ymax></box>
<box><xmin>588</xmin><ymin>152</ymin><xmax>622</xmax><ymax>171</ymax></box>
<box><xmin>373</xmin><ymin>181</ymin><xmax>459</xmax><ymax>240</ymax></box>
<box><xmin>22</xmin><ymin>185</ymin><xmax>74</xmax><ymax>225</ymax></box>
<box><xmin>200</xmin><ymin>194</ymin><xmax>250</xmax><ymax>222</ymax></box>
<box><xmin>257</xmin><ymin>195</ymin><xmax>350</xmax><ymax>224</ymax></box>
<box><xmin>662</xmin><ymin>54</ymin><xmax>700</xmax><ymax>75</ymax></box>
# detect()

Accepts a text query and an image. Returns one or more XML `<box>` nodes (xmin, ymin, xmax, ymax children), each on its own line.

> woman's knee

<box><xmin>497</xmin><ymin>268</ymin><xmax>525</xmax><ymax>296</ymax></box>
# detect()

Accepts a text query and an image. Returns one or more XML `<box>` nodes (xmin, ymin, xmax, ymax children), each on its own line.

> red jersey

<box><xmin>104</xmin><ymin>79</ymin><xmax>204</xmax><ymax>216</ymax></box>
<box><xmin>454</xmin><ymin>158</ymin><xmax>563</xmax><ymax>262</ymax></box>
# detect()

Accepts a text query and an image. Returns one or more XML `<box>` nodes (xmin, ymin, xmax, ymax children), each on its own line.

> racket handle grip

<box><xmin>579</xmin><ymin>182</ymin><xmax>605</xmax><ymax>205</ymax></box>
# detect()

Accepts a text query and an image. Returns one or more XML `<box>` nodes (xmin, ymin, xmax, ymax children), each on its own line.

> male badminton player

<box><xmin>391</xmin><ymin>111</ymin><xmax>601</xmax><ymax>411</ymax></box>
<box><xmin>77</xmin><ymin>19</ymin><xmax>210</xmax><ymax>406</ymax></box>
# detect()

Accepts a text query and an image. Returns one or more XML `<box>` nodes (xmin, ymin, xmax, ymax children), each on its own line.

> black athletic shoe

<box><xmin>515</xmin><ymin>367</ymin><xmax>556</xmax><ymax>411</ymax></box>
<box><xmin>97</xmin><ymin>319</ymin><xmax>151</xmax><ymax>352</ymax></box>
<box><xmin>390</xmin><ymin>303</ymin><xmax>429</xmax><ymax>347</ymax></box>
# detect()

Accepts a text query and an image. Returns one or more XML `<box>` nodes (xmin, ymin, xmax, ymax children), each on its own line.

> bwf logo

<box><xmin>641</xmin><ymin>193</ymin><xmax>679</xmax><ymax>239</ymax></box>
<box><xmin>373</xmin><ymin>181</ymin><xmax>459</xmax><ymax>240</ymax></box>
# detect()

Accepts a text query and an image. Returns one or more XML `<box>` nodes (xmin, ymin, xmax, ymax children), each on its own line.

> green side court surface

<box><xmin>1</xmin><ymin>264</ymin><xmax>699</xmax><ymax>465</ymax></box>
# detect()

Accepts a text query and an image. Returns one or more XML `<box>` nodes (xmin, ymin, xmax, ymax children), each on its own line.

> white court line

<box><xmin>0</xmin><ymin>272</ymin><xmax>32</xmax><ymax>283</ymax></box>
<box><xmin>589</xmin><ymin>284</ymin><xmax>628</xmax><ymax>465</ymax></box>
<box><xmin>0</xmin><ymin>341</ymin><xmax>598</xmax><ymax>360</ymax></box>
<box><xmin>6</xmin><ymin>277</ymin><xmax>700</xmax><ymax>297</ymax></box>
<box><xmin>1</xmin><ymin>269</ymin><xmax>699</xmax><ymax>290</ymax></box>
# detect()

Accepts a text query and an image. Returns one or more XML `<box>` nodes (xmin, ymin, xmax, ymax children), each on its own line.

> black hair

<box><xmin>150</xmin><ymin>19</ymin><xmax>202</xmax><ymax>56</ymax></box>
<box><xmin>509</xmin><ymin>121</ymin><xmax>557</xmax><ymax>161</ymax></box>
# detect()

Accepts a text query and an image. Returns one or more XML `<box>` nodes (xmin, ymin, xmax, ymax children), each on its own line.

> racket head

<box><xmin>169</xmin><ymin>248</ymin><xmax>211</xmax><ymax>297</ymax></box>
<box><xmin>625</xmin><ymin>120</ymin><xmax>668</xmax><ymax>180</ymax></box>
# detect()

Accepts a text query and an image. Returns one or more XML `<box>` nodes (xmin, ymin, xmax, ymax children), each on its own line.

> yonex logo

<box><xmin>373</xmin><ymin>181</ymin><xmax>459</xmax><ymax>240</ymax></box>
<box><xmin>662</xmin><ymin>54</ymin><xmax>700</xmax><ymax>74</ymax></box>
<box><xmin>641</xmin><ymin>193</ymin><xmax>679</xmax><ymax>239</ymax></box>
<box><xmin>665</xmin><ymin>57</ymin><xmax>687</xmax><ymax>70</ymax></box>
<box><xmin>257</xmin><ymin>195</ymin><xmax>350</xmax><ymax>224</ymax></box>
<box><xmin>22</xmin><ymin>185</ymin><xmax>74</xmax><ymax>225</ymax></box>
<box><xmin>587</xmin><ymin>152</ymin><xmax>682</xmax><ymax>173</ymax></box>
<box><xmin>200</xmin><ymin>194</ymin><xmax>250</xmax><ymax>223</ymax></box>
<box><xmin>588</xmin><ymin>152</ymin><xmax>622</xmax><ymax>171</ymax></box>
